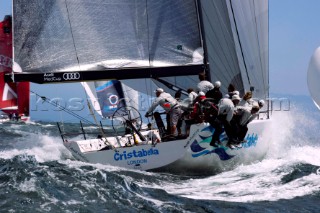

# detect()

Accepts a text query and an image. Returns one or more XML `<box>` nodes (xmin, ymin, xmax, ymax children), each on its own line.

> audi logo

<box><xmin>63</xmin><ymin>72</ymin><xmax>80</xmax><ymax>80</ymax></box>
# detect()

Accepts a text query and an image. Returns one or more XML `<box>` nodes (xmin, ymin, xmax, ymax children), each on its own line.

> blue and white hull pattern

<box><xmin>63</xmin><ymin>120</ymin><xmax>271</xmax><ymax>171</ymax></box>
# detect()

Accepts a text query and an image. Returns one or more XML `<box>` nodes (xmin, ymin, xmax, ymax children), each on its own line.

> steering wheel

<box><xmin>111</xmin><ymin>106</ymin><xmax>142</xmax><ymax>133</ymax></box>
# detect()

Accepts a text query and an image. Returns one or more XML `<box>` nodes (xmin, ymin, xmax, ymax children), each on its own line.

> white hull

<box><xmin>64</xmin><ymin>119</ymin><xmax>271</xmax><ymax>172</ymax></box>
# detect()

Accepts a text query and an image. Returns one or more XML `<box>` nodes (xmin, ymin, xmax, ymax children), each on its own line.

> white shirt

<box><xmin>147</xmin><ymin>130</ymin><xmax>161</xmax><ymax>143</ymax></box>
<box><xmin>188</xmin><ymin>91</ymin><xmax>198</xmax><ymax>103</ymax></box>
<box><xmin>218</xmin><ymin>98</ymin><xmax>235</xmax><ymax>122</ymax></box>
<box><xmin>147</xmin><ymin>92</ymin><xmax>177</xmax><ymax>114</ymax></box>
<box><xmin>197</xmin><ymin>80</ymin><xmax>214</xmax><ymax>94</ymax></box>
<box><xmin>235</xmin><ymin>106</ymin><xmax>259</xmax><ymax>126</ymax></box>
<box><xmin>238</xmin><ymin>98</ymin><xmax>255</xmax><ymax>108</ymax></box>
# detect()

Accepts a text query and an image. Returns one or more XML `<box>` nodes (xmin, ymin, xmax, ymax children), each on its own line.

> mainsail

<box><xmin>0</xmin><ymin>15</ymin><xmax>30</xmax><ymax>117</ymax></box>
<box><xmin>11</xmin><ymin>0</ymin><xmax>204</xmax><ymax>84</ymax></box>
<box><xmin>9</xmin><ymin>0</ymin><xmax>268</xmax><ymax>116</ymax></box>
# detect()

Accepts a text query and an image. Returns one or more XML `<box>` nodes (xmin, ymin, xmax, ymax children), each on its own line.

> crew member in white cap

<box><xmin>197</xmin><ymin>72</ymin><xmax>214</xmax><ymax>94</ymax></box>
<box><xmin>232</xmin><ymin>102</ymin><xmax>261</xmax><ymax>145</ymax></box>
<box><xmin>145</xmin><ymin>88</ymin><xmax>182</xmax><ymax>136</ymax></box>
<box><xmin>258</xmin><ymin>99</ymin><xmax>265</xmax><ymax>108</ymax></box>
<box><xmin>209</xmin><ymin>95</ymin><xmax>240</xmax><ymax>147</ymax></box>
<box><xmin>205</xmin><ymin>81</ymin><xmax>223</xmax><ymax>105</ymax></box>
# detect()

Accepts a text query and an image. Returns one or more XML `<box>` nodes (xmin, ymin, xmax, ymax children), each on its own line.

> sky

<box><xmin>269</xmin><ymin>0</ymin><xmax>320</xmax><ymax>96</ymax></box>
<box><xmin>1</xmin><ymin>0</ymin><xmax>320</xmax><ymax>121</ymax></box>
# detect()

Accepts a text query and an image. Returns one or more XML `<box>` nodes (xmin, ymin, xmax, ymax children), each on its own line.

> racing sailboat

<box><xmin>307</xmin><ymin>46</ymin><xmax>320</xmax><ymax>110</ymax></box>
<box><xmin>7</xmin><ymin>0</ymin><xmax>270</xmax><ymax>172</ymax></box>
<box><xmin>0</xmin><ymin>15</ymin><xmax>30</xmax><ymax>122</ymax></box>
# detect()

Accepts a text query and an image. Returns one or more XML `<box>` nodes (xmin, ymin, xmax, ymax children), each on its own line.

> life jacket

<box><xmin>190</xmin><ymin>95</ymin><xmax>206</xmax><ymax>123</ymax></box>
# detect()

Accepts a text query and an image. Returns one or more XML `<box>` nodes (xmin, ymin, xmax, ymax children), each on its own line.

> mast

<box><xmin>195</xmin><ymin>0</ymin><xmax>210</xmax><ymax>81</ymax></box>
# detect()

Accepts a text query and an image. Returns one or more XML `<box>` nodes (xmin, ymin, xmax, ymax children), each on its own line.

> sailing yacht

<box><xmin>0</xmin><ymin>15</ymin><xmax>30</xmax><ymax>122</ymax></box>
<box><xmin>307</xmin><ymin>46</ymin><xmax>320</xmax><ymax>110</ymax></box>
<box><xmin>7</xmin><ymin>0</ymin><xmax>271</xmax><ymax>172</ymax></box>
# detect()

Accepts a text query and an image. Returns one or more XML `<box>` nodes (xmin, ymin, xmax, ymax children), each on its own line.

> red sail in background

<box><xmin>17</xmin><ymin>82</ymin><xmax>30</xmax><ymax>116</ymax></box>
<box><xmin>0</xmin><ymin>15</ymin><xmax>30</xmax><ymax>117</ymax></box>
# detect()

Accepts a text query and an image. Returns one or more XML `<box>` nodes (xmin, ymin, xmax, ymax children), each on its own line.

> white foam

<box><xmin>0</xmin><ymin>131</ymin><xmax>71</xmax><ymax>162</ymax></box>
<box><xmin>141</xmin><ymin>107</ymin><xmax>320</xmax><ymax>202</ymax></box>
<box><xmin>18</xmin><ymin>178</ymin><xmax>37</xmax><ymax>192</ymax></box>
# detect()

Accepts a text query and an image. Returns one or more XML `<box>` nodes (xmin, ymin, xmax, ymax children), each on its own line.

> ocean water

<box><xmin>0</xmin><ymin>100</ymin><xmax>320</xmax><ymax>212</ymax></box>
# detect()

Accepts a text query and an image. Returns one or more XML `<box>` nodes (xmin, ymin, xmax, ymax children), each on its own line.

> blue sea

<box><xmin>0</xmin><ymin>95</ymin><xmax>320</xmax><ymax>213</ymax></box>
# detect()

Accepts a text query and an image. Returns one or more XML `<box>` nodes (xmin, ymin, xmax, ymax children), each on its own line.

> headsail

<box><xmin>0</xmin><ymin>15</ymin><xmax>30</xmax><ymax>117</ymax></box>
<box><xmin>10</xmin><ymin>0</ymin><xmax>204</xmax><ymax>83</ymax></box>
<box><xmin>158</xmin><ymin>0</ymin><xmax>269</xmax><ymax>100</ymax></box>
<box><xmin>307</xmin><ymin>46</ymin><xmax>320</xmax><ymax>110</ymax></box>
<box><xmin>82</xmin><ymin>80</ymin><xmax>126</xmax><ymax>118</ymax></box>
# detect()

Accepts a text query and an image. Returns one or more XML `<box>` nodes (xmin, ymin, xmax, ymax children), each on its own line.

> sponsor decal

<box><xmin>184</xmin><ymin>129</ymin><xmax>199</xmax><ymax>148</ymax></box>
<box><xmin>108</xmin><ymin>94</ymin><xmax>119</xmax><ymax>105</ymax></box>
<box><xmin>43</xmin><ymin>73</ymin><xmax>61</xmax><ymax>82</ymax></box>
<box><xmin>0</xmin><ymin>55</ymin><xmax>12</xmax><ymax>68</ymax></box>
<box><xmin>127</xmin><ymin>159</ymin><xmax>147</xmax><ymax>165</ymax></box>
<box><xmin>189</xmin><ymin>126</ymin><xmax>259</xmax><ymax>161</ymax></box>
<box><xmin>63</xmin><ymin>72</ymin><xmax>80</xmax><ymax>81</ymax></box>
<box><xmin>242</xmin><ymin>134</ymin><xmax>258</xmax><ymax>148</ymax></box>
<box><xmin>114</xmin><ymin>148</ymin><xmax>159</xmax><ymax>161</ymax></box>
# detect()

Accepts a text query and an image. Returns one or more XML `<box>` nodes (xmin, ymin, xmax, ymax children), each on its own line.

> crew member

<box><xmin>145</xmin><ymin>88</ymin><xmax>182</xmax><ymax>136</ymax></box>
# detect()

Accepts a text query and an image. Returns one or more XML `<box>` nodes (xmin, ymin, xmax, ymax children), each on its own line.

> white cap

<box><xmin>232</xmin><ymin>94</ymin><xmax>240</xmax><ymax>101</ymax></box>
<box><xmin>199</xmin><ymin>91</ymin><xmax>205</xmax><ymax>96</ymax></box>
<box><xmin>224</xmin><ymin>94</ymin><xmax>230</xmax><ymax>98</ymax></box>
<box><xmin>258</xmin><ymin>99</ymin><xmax>265</xmax><ymax>107</ymax></box>
<box><xmin>233</xmin><ymin>90</ymin><xmax>240</xmax><ymax>96</ymax></box>
<box><xmin>155</xmin><ymin>88</ymin><xmax>164</xmax><ymax>93</ymax></box>
<box><xmin>214</xmin><ymin>81</ymin><xmax>221</xmax><ymax>88</ymax></box>
<box><xmin>252</xmin><ymin>102</ymin><xmax>260</xmax><ymax>110</ymax></box>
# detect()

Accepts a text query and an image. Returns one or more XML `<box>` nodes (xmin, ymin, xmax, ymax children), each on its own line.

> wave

<box><xmin>0</xmin><ymin>101</ymin><xmax>319</xmax><ymax>205</ymax></box>
<box><xmin>135</xmin><ymin>105</ymin><xmax>320</xmax><ymax>202</ymax></box>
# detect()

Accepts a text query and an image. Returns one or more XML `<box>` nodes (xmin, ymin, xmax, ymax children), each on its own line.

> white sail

<box><xmin>81</xmin><ymin>82</ymin><xmax>103</xmax><ymax>117</ymax></box>
<box><xmin>11</xmin><ymin>0</ymin><xmax>272</xmax><ymax>171</ymax></box>
<box><xmin>307</xmin><ymin>46</ymin><xmax>320</xmax><ymax>110</ymax></box>
<box><xmin>226</xmin><ymin>0</ymin><xmax>269</xmax><ymax>98</ymax></box>
<box><xmin>157</xmin><ymin>0</ymin><xmax>269</xmax><ymax>101</ymax></box>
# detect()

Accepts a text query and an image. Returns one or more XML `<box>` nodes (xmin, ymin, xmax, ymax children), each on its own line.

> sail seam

<box><xmin>64</xmin><ymin>0</ymin><xmax>81</xmax><ymax>72</ymax></box>
<box><xmin>253</xmin><ymin>0</ymin><xmax>267</xmax><ymax>96</ymax></box>
<box><xmin>202</xmin><ymin>2</ymin><xmax>235</xmax><ymax>81</ymax></box>
<box><xmin>229</xmin><ymin>0</ymin><xmax>251</xmax><ymax>86</ymax></box>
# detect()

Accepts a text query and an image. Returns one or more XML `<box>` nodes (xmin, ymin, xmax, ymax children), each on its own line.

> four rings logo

<box><xmin>63</xmin><ymin>72</ymin><xmax>80</xmax><ymax>81</ymax></box>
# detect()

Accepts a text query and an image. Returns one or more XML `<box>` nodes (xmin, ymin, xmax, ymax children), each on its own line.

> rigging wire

<box><xmin>64</xmin><ymin>0</ymin><xmax>81</xmax><ymax>71</ymax></box>
<box><xmin>30</xmin><ymin>91</ymin><xmax>96</xmax><ymax>126</ymax></box>
<box><xmin>145</xmin><ymin>0</ymin><xmax>151</xmax><ymax>67</ymax></box>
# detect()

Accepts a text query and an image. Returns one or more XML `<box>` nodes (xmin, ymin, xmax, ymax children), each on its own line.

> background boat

<box><xmin>0</xmin><ymin>15</ymin><xmax>30</xmax><ymax>122</ymax></box>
